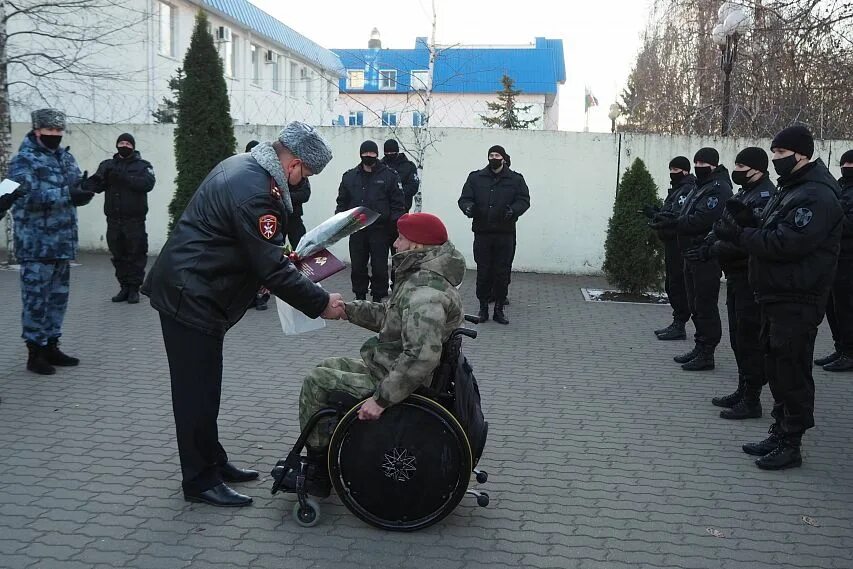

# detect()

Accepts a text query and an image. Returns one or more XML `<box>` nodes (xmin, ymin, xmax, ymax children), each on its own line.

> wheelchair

<box><xmin>270</xmin><ymin>315</ymin><xmax>489</xmax><ymax>531</ymax></box>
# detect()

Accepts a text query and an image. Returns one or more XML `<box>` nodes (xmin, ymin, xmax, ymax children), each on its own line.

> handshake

<box><xmin>320</xmin><ymin>293</ymin><xmax>348</xmax><ymax>321</ymax></box>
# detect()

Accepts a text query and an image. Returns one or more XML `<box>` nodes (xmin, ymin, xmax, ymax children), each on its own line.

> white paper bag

<box><xmin>276</xmin><ymin>296</ymin><xmax>326</xmax><ymax>335</ymax></box>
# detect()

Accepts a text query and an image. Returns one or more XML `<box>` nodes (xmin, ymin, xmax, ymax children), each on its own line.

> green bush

<box><xmin>602</xmin><ymin>157</ymin><xmax>664</xmax><ymax>295</ymax></box>
<box><xmin>168</xmin><ymin>11</ymin><xmax>236</xmax><ymax>232</ymax></box>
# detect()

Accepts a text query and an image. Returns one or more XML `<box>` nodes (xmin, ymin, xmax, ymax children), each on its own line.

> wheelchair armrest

<box><xmin>464</xmin><ymin>314</ymin><xmax>482</xmax><ymax>324</ymax></box>
<box><xmin>451</xmin><ymin>328</ymin><xmax>477</xmax><ymax>340</ymax></box>
<box><xmin>327</xmin><ymin>391</ymin><xmax>361</xmax><ymax>413</ymax></box>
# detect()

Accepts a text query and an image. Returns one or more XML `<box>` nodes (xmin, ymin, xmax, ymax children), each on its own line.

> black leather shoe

<box><xmin>219</xmin><ymin>462</ymin><xmax>259</xmax><ymax>483</ymax></box>
<box><xmin>742</xmin><ymin>425</ymin><xmax>782</xmax><ymax>456</ymax></box>
<box><xmin>184</xmin><ymin>483</ymin><xmax>253</xmax><ymax>507</ymax></box>
<box><xmin>674</xmin><ymin>345</ymin><xmax>700</xmax><ymax>364</ymax></box>
<box><xmin>814</xmin><ymin>351</ymin><xmax>840</xmax><ymax>366</ymax></box>
<box><xmin>755</xmin><ymin>442</ymin><xmax>802</xmax><ymax>470</ymax></box>
<box><xmin>823</xmin><ymin>354</ymin><xmax>853</xmax><ymax>372</ymax></box>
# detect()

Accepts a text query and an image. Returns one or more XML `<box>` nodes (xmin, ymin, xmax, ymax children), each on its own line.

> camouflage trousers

<box><xmin>299</xmin><ymin>357</ymin><xmax>378</xmax><ymax>449</ymax></box>
<box><xmin>20</xmin><ymin>261</ymin><xmax>70</xmax><ymax>346</ymax></box>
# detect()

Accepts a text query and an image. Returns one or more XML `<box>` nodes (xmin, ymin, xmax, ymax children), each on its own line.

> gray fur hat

<box><xmin>31</xmin><ymin>108</ymin><xmax>66</xmax><ymax>130</ymax></box>
<box><xmin>278</xmin><ymin>122</ymin><xmax>332</xmax><ymax>174</ymax></box>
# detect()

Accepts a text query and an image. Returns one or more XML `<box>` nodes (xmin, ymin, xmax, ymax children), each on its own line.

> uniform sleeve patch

<box><xmin>707</xmin><ymin>196</ymin><xmax>719</xmax><ymax>209</ymax></box>
<box><xmin>760</xmin><ymin>191</ymin><xmax>770</xmax><ymax>197</ymax></box>
<box><xmin>794</xmin><ymin>207</ymin><xmax>813</xmax><ymax>228</ymax></box>
<box><xmin>259</xmin><ymin>214</ymin><xmax>278</xmax><ymax>239</ymax></box>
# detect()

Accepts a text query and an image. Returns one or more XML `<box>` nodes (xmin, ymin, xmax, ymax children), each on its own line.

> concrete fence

<box><xmin>6</xmin><ymin>123</ymin><xmax>852</xmax><ymax>274</ymax></box>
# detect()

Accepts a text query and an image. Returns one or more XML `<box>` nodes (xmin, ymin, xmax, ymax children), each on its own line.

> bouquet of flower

<box><xmin>292</xmin><ymin>207</ymin><xmax>379</xmax><ymax>259</ymax></box>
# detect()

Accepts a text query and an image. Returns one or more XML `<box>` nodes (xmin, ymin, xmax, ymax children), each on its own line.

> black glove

<box><xmin>641</xmin><ymin>204</ymin><xmax>660</xmax><ymax>219</ymax></box>
<box><xmin>649</xmin><ymin>211</ymin><xmax>678</xmax><ymax>229</ymax></box>
<box><xmin>713</xmin><ymin>218</ymin><xmax>742</xmax><ymax>243</ymax></box>
<box><xmin>725</xmin><ymin>199</ymin><xmax>759</xmax><ymax>228</ymax></box>
<box><xmin>463</xmin><ymin>206</ymin><xmax>474</xmax><ymax>219</ymax></box>
<box><xmin>0</xmin><ymin>188</ymin><xmax>25</xmax><ymax>211</ymax></box>
<box><xmin>684</xmin><ymin>245</ymin><xmax>711</xmax><ymax>263</ymax></box>
<box><xmin>503</xmin><ymin>206</ymin><xmax>514</xmax><ymax>221</ymax></box>
<box><xmin>70</xmin><ymin>187</ymin><xmax>95</xmax><ymax>206</ymax></box>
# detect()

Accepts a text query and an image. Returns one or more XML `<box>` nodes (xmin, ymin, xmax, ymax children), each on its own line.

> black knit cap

<box><xmin>839</xmin><ymin>149</ymin><xmax>853</xmax><ymax>166</ymax></box>
<box><xmin>360</xmin><ymin>140</ymin><xmax>379</xmax><ymax>155</ymax></box>
<box><xmin>771</xmin><ymin>125</ymin><xmax>814</xmax><ymax>158</ymax></box>
<box><xmin>384</xmin><ymin>139</ymin><xmax>399</xmax><ymax>153</ymax></box>
<box><xmin>245</xmin><ymin>140</ymin><xmax>259</xmax><ymax>152</ymax></box>
<box><xmin>735</xmin><ymin>147</ymin><xmax>769</xmax><ymax>172</ymax></box>
<box><xmin>116</xmin><ymin>132</ymin><xmax>136</xmax><ymax>148</ymax></box>
<box><xmin>668</xmin><ymin>156</ymin><xmax>691</xmax><ymax>172</ymax></box>
<box><xmin>693</xmin><ymin>147</ymin><xmax>720</xmax><ymax>166</ymax></box>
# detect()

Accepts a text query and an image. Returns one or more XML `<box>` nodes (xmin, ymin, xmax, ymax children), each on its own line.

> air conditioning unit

<box><xmin>215</xmin><ymin>26</ymin><xmax>231</xmax><ymax>42</ymax></box>
<box><xmin>264</xmin><ymin>50</ymin><xmax>275</xmax><ymax>64</ymax></box>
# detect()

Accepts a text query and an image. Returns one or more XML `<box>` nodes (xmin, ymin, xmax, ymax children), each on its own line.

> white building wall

<box><xmin>8</xmin><ymin>123</ymin><xmax>851</xmax><ymax>275</ymax></box>
<box><xmin>334</xmin><ymin>93</ymin><xmax>553</xmax><ymax>129</ymax></box>
<box><xmin>5</xmin><ymin>0</ymin><xmax>340</xmax><ymax>127</ymax></box>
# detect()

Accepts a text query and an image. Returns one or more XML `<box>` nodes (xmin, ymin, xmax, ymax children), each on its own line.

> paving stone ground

<box><xmin>1</xmin><ymin>253</ymin><xmax>852</xmax><ymax>569</ymax></box>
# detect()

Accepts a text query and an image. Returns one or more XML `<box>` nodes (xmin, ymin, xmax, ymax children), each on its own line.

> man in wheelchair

<box><xmin>281</xmin><ymin>212</ymin><xmax>466</xmax><ymax>498</ymax></box>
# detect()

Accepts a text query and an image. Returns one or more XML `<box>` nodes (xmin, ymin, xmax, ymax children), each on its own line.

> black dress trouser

<box><xmin>349</xmin><ymin>228</ymin><xmax>390</xmax><ymax>298</ymax></box>
<box><xmin>683</xmin><ymin>258</ymin><xmax>722</xmax><ymax>348</ymax></box>
<box><xmin>473</xmin><ymin>232</ymin><xmax>515</xmax><ymax>303</ymax></box>
<box><xmin>160</xmin><ymin>314</ymin><xmax>228</xmax><ymax>494</ymax></box>
<box><xmin>825</xmin><ymin>257</ymin><xmax>853</xmax><ymax>355</ymax></box>
<box><xmin>726</xmin><ymin>272</ymin><xmax>765</xmax><ymax>394</ymax></box>
<box><xmin>664</xmin><ymin>240</ymin><xmax>690</xmax><ymax>323</ymax></box>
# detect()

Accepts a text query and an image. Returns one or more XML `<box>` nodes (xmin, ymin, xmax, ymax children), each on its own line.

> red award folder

<box><xmin>292</xmin><ymin>249</ymin><xmax>346</xmax><ymax>283</ymax></box>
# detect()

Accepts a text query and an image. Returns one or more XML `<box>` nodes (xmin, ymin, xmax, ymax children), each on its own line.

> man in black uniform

<box><xmin>336</xmin><ymin>140</ymin><xmax>405</xmax><ymax>302</ymax></box>
<box><xmin>651</xmin><ymin>157</ymin><xmax>696</xmax><ymax>341</ymax></box>
<box><xmin>814</xmin><ymin>149</ymin><xmax>853</xmax><ymax>372</ymax></box>
<box><xmin>85</xmin><ymin>133</ymin><xmax>156</xmax><ymax>304</ymax></box>
<box><xmin>652</xmin><ymin>148</ymin><xmax>732</xmax><ymax>370</ymax></box>
<box><xmin>686</xmin><ymin>147</ymin><xmax>775</xmax><ymax>419</ymax></box>
<box><xmin>715</xmin><ymin>126</ymin><xmax>842</xmax><ymax>470</ymax></box>
<box><xmin>142</xmin><ymin>122</ymin><xmax>346</xmax><ymax>506</ymax></box>
<box><xmin>458</xmin><ymin>145</ymin><xmax>531</xmax><ymax>325</ymax></box>
<box><xmin>382</xmin><ymin>139</ymin><xmax>421</xmax><ymax>291</ymax></box>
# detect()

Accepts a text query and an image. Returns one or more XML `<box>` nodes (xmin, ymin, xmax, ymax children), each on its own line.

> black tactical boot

<box><xmin>493</xmin><ymin>302</ymin><xmax>509</xmax><ymax>325</ymax></box>
<box><xmin>712</xmin><ymin>377</ymin><xmax>745</xmax><ymax>408</ymax></box>
<box><xmin>814</xmin><ymin>351</ymin><xmax>840</xmax><ymax>366</ymax></box>
<box><xmin>755</xmin><ymin>435</ymin><xmax>802</xmax><ymax>470</ymax></box>
<box><xmin>654</xmin><ymin>321</ymin><xmax>673</xmax><ymax>336</ymax></box>
<box><xmin>478</xmin><ymin>301</ymin><xmax>490</xmax><ymax>323</ymax></box>
<box><xmin>673</xmin><ymin>345</ymin><xmax>700</xmax><ymax>364</ymax></box>
<box><xmin>111</xmin><ymin>286</ymin><xmax>129</xmax><ymax>303</ymax></box>
<box><xmin>44</xmin><ymin>338</ymin><xmax>79</xmax><ymax>367</ymax></box>
<box><xmin>281</xmin><ymin>447</ymin><xmax>331</xmax><ymax>498</ymax></box>
<box><xmin>657</xmin><ymin>321</ymin><xmax>686</xmax><ymax>341</ymax></box>
<box><xmin>742</xmin><ymin>424</ymin><xmax>782</xmax><ymax>456</ymax></box>
<box><xmin>127</xmin><ymin>286</ymin><xmax>140</xmax><ymax>304</ymax></box>
<box><xmin>26</xmin><ymin>343</ymin><xmax>56</xmax><ymax>375</ymax></box>
<box><xmin>355</xmin><ymin>293</ymin><xmax>367</xmax><ymax>301</ymax></box>
<box><xmin>681</xmin><ymin>347</ymin><xmax>715</xmax><ymax>371</ymax></box>
<box><xmin>822</xmin><ymin>354</ymin><xmax>853</xmax><ymax>372</ymax></box>
<box><xmin>720</xmin><ymin>392</ymin><xmax>762</xmax><ymax>420</ymax></box>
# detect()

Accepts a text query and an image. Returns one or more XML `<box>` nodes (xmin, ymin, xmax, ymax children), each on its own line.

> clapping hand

<box><xmin>641</xmin><ymin>204</ymin><xmax>660</xmax><ymax>219</ymax></box>
<box><xmin>649</xmin><ymin>211</ymin><xmax>678</xmax><ymax>229</ymax></box>
<box><xmin>684</xmin><ymin>246</ymin><xmax>710</xmax><ymax>263</ymax></box>
<box><xmin>713</xmin><ymin>218</ymin><xmax>742</xmax><ymax>243</ymax></box>
<box><xmin>320</xmin><ymin>293</ymin><xmax>348</xmax><ymax>320</ymax></box>
<box><xmin>725</xmin><ymin>199</ymin><xmax>759</xmax><ymax>228</ymax></box>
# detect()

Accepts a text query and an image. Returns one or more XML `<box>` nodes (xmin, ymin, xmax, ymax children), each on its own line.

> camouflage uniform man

<box><xmin>9</xmin><ymin>109</ymin><xmax>95</xmax><ymax>375</ymax></box>
<box><xmin>283</xmin><ymin>212</ymin><xmax>466</xmax><ymax>497</ymax></box>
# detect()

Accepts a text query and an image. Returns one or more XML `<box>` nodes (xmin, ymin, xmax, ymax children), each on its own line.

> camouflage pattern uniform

<box><xmin>299</xmin><ymin>241</ymin><xmax>466</xmax><ymax>448</ymax></box>
<box><xmin>9</xmin><ymin>132</ymin><xmax>82</xmax><ymax>346</ymax></box>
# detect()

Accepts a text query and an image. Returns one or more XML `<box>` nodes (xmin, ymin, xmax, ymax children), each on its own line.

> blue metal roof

<box><xmin>333</xmin><ymin>38</ymin><xmax>565</xmax><ymax>95</ymax></box>
<box><xmin>198</xmin><ymin>0</ymin><xmax>343</xmax><ymax>75</ymax></box>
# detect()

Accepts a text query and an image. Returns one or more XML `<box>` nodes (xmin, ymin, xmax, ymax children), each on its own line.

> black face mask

<box><xmin>670</xmin><ymin>172</ymin><xmax>686</xmax><ymax>185</ymax></box>
<box><xmin>488</xmin><ymin>158</ymin><xmax>503</xmax><ymax>170</ymax></box>
<box><xmin>694</xmin><ymin>166</ymin><xmax>713</xmax><ymax>180</ymax></box>
<box><xmin>841</xmin><ymin>167</ymin><xmax>853</xmax><ymax>180</ymax></box>
<box><xmin>361</xmin><ymin>156</ymin><xmax>378</xmax><ymax>168</ymax></box>
<box><xmin>773</xmin><ymin>155</ymin><xmax>798</xmax><ymax>178</ymax></box>
<box><xmin>40</xmin><ymin>135</ymin><xmax>62</xmax><ymax>150</ymax></box>
<box><xmin>117</xmin><ymin>147</ymin><xmax>134</xmax><ymax>158</ymax></box>
<box><xmin>731</xmin><ymin>170</ymin><xmax>752</xmax><ymax>186</ymax></box>
<box><xmin>384</xmin><ymin>153</ymin><xmax>397</xmax><ymax>161</ymax></box>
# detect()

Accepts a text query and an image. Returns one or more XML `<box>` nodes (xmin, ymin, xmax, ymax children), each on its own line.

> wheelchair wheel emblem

<box><xmin>382</xmin><ymin>448</ymin><xmax>417</xmax><ymax>482</ymax></box>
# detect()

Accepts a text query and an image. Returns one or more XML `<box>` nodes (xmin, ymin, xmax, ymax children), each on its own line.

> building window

<box><xmin>347</xmin><ymin>70</ymin><xmax>365</xmax><ymax>90</ymax></box>
<box><xmin>250</xmin><ymin>44</ymin><xmax>261</xmax><ymax>85</ymax></box>
<box><xmin>218</xmin><ymin>34</ymin><xmax>233</xmax><ymax>77</ymax></box>
<box><xmin>230</xmin><ymin>35</ymin><xmax>240</xmax><ymax>79</ymax></box>
<box><xmin>411</xmin><ymin>70</ymin><xmax>429</xmax><ymax>90</ymax></box>
<box><xmin>412</xmin><ymin>111</ymin><xmax>425</xmax><ymax>127</ymax></box>
<box><xmin>157</xmin><ymin>2</ymin><xmax>175</xmax><ymax>57</ymax></box>
<box><xmin>382</xmin><ymin>112</ymin><xmax>397</xmax><ymax>126</ymax></box>
<box><xmin>348</xmin><ymin>111</ymin><xmax>364</xmax><ymax>126</ymax></box>
<box><xmin>289</xmin><ymin>62</ymin><xmax>298</xmax><ymax>96</ymax></box>
<box><xmin>379</xmin><ymin>70</ymin><xmax>397</xmax><ymax>90</ymax></box>
<box><xmin>272</xmin><ymin>54</ymin><xmax>281</xmax><ymax>92</ymax></box>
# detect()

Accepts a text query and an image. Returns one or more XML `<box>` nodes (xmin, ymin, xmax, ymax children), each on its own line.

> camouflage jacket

<box><xmin>9</xmin><ymin>133</ymin><xmax>82</xmax><ymax>261</ymax></box>
<box><xmin>345</xmin><ymin>241</ymin><xmax>466</xmax><ymax>407</ymax></box>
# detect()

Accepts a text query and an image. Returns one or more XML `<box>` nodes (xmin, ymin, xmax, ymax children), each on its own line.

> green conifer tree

<box><xmin>480</xmin><ymin>74</ymin><xmax>540</xmax><ymax>129</ymax></box>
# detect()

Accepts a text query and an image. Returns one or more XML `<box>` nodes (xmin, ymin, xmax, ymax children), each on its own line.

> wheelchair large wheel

<box><xmin>328</xmin><ymin>394</ymin><xmax>473</xmax><ymax>532</ymax></box>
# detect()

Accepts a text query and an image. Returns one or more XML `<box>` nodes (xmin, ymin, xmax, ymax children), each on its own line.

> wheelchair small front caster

<box><xmin>474</xmin><ymin>469</ymin><xmax>488</xmax><ymax>484</ymax></box>
<box><xmin>292</xmin><ymin>498</ymin><xmax>321</xmax><ymax>527</ymax></box>
<box><xmin>476</xmin><ymin>492</ymin><xmax>489</xmax><ymax>507</ymax></box>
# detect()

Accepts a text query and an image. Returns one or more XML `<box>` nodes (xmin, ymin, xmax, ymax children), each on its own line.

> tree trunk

<box><xmin>0</xmin><ymin>0</ymin><xmax>16</xmax><ymax>264</ymax></box>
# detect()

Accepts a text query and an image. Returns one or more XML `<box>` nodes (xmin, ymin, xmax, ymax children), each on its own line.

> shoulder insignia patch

<box><xmin>794</xmin><ymin>207</ymin><xmax>813</xmax><ymax>228</ymax></box>
<box><xmin>259</xmin><ymin>214</ymin><xmax>278</xmax><ymax>239</ymax></box>
<box><xmin>707</xmin><ymin>196</ymin><xmax>719</xmax><ymax>209</ymax></box>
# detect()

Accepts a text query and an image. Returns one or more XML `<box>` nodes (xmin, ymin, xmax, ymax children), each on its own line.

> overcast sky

<box><xmin>249</xmin><ymin>0</ymin><xmax>652</xmax><ymax>132</ymax></box>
